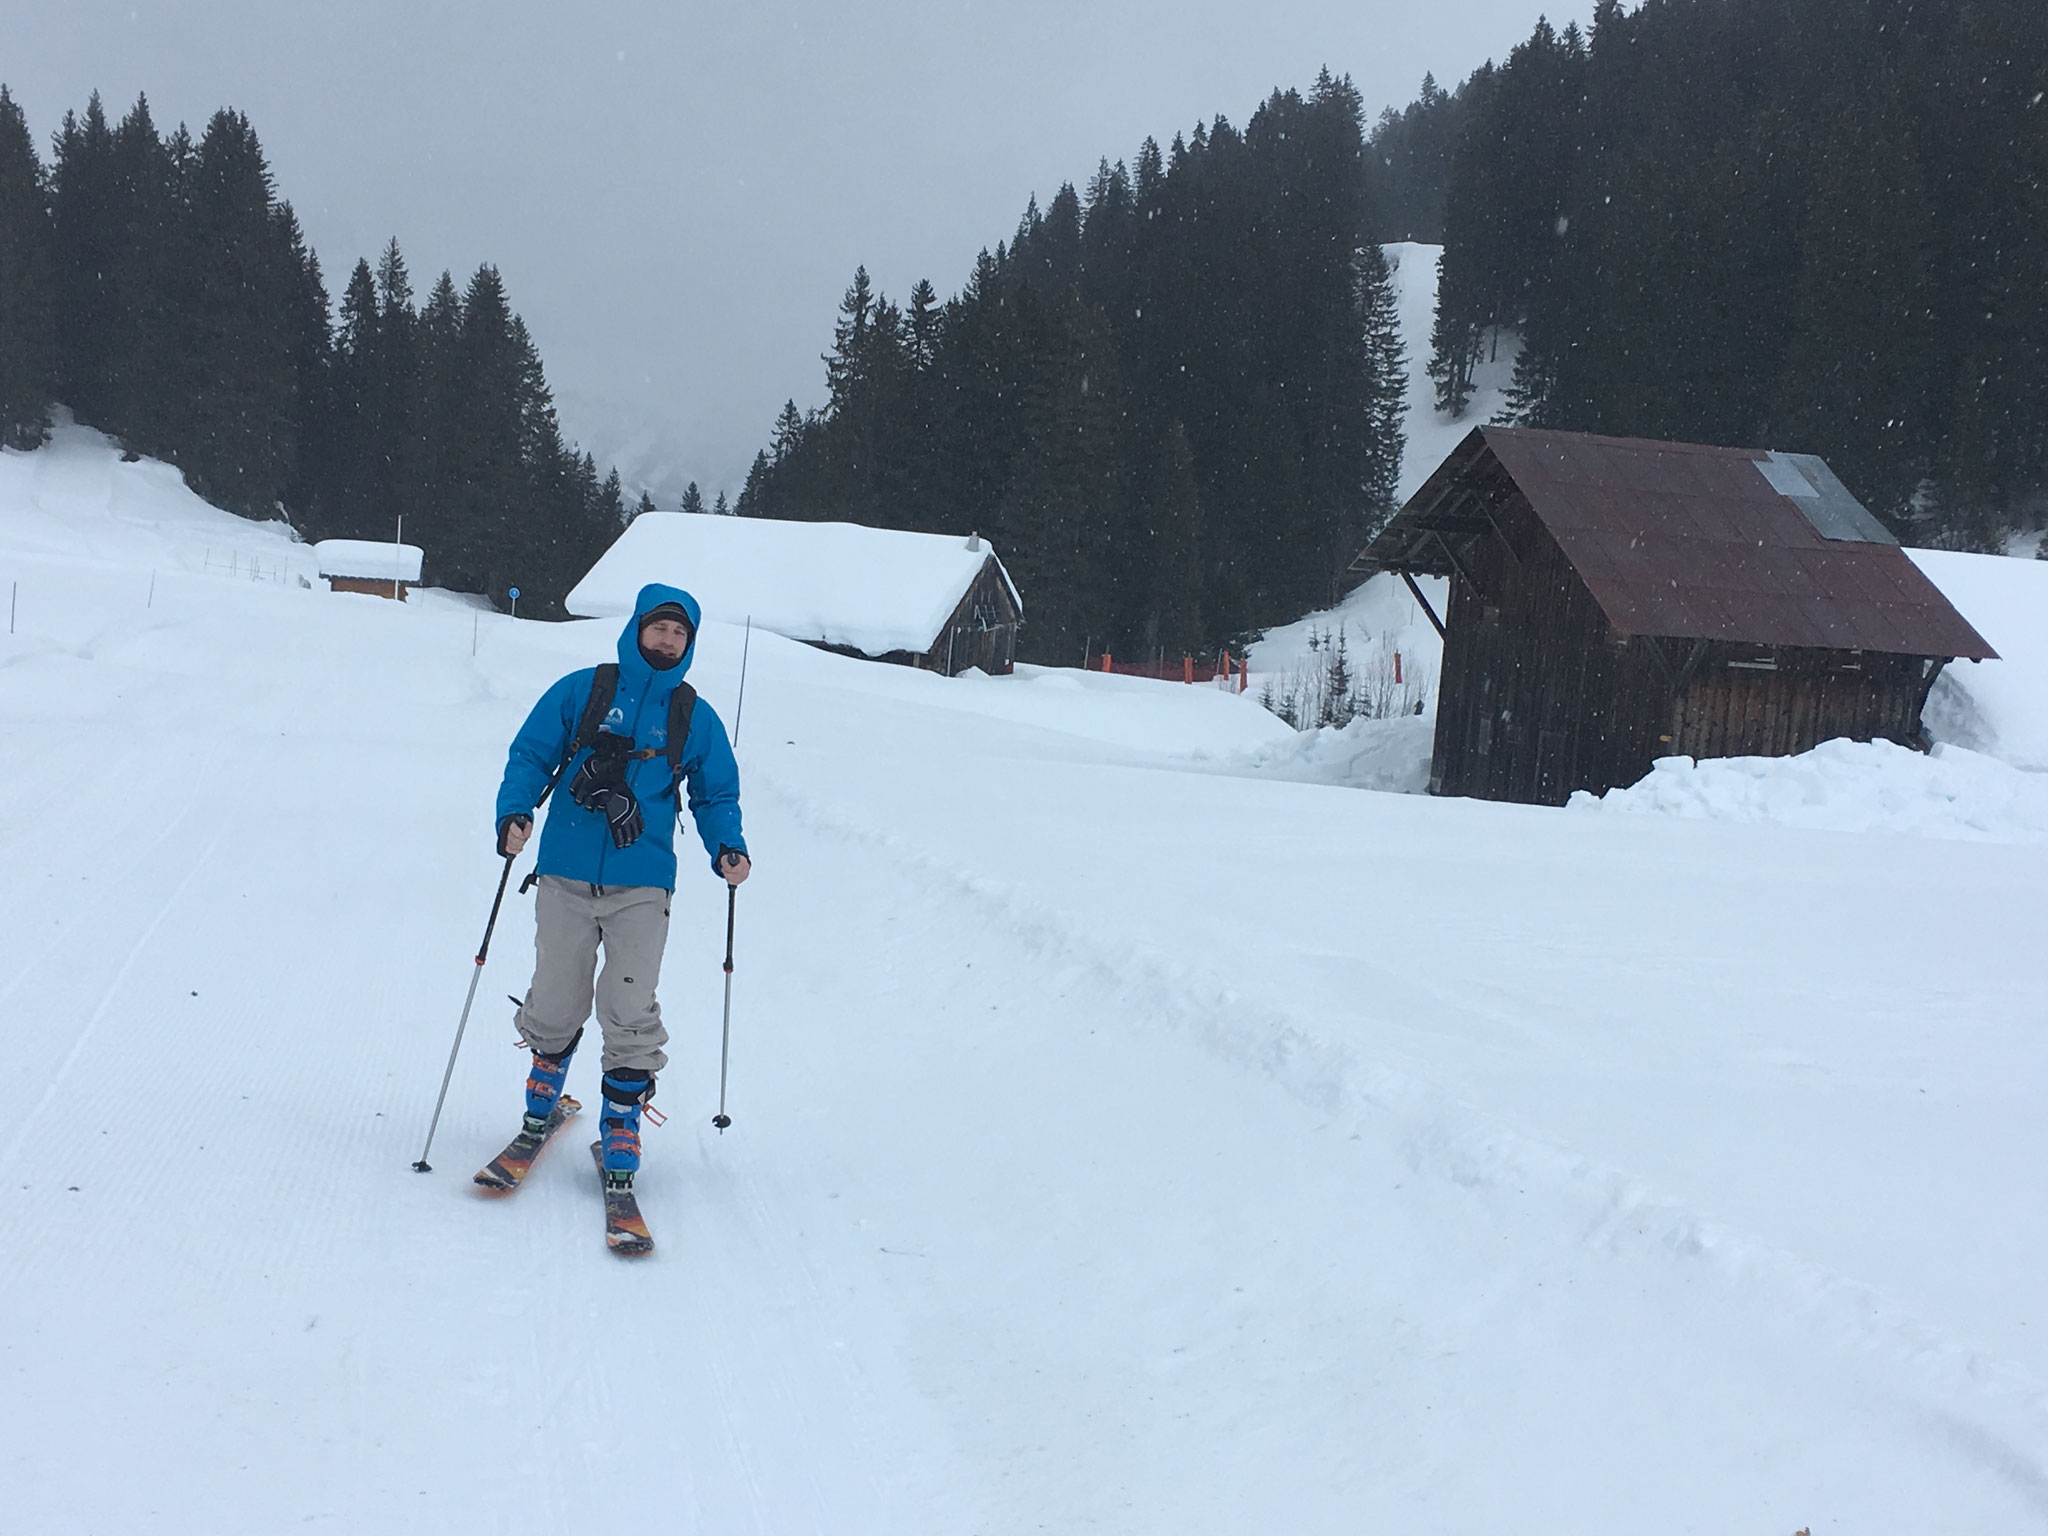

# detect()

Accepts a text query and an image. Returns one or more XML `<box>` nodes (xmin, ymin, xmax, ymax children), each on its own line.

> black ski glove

<box><xmin>568</xmin><ymin>733</ymin><xmax>644</xmax><ymax>850</ymax></box>
<box><xmin>601</xmin><ymin>788</ymin><xmax>643</xmax><ymax>850</ymax></box>
<box><xmin>496</xmin><ymin>814</ymin><xmax>531</xmax><ymax>857</ymax></box>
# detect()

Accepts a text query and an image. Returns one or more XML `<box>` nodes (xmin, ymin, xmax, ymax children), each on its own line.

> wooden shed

<box><xmin>1349</xmin><ymin>427</ymin><xmax>1999</xmax><ymax>805</ymax></box>
<box><xmin>567</xmin><ymin>514</ymin><xmax>1023</xmax><ymax>677</ymax></box>
<box><xmin>315</xmin><ymin>539</ymin><xmax>424</xmax><ymax>601</ymax></box>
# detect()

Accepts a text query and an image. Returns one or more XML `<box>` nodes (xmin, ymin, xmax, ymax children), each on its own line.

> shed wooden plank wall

<box><xmin>1430</xmin><ymin>495</ymin><xmax>1670</xmax><ymax>804</ymax></box>
<box><xmin>1673</xmin><ymin>650</ymin><xmax>1929</xmax><ymax>759</ymax></box>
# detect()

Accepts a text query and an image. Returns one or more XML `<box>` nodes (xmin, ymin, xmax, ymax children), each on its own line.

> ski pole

<box><xmin>713</xmin><ymin>883</ymin><xmax>737</xmax><ymax>1131</ymax></box>
<box><xmin>412</xmin><ymin>853</ymin><xmax>518</xmax><ymax>1171</ymax></box>
<box><xmin>412</xmin><ymin>746</ymin><xmax>577</xmax><ymax>1172</ymax></box>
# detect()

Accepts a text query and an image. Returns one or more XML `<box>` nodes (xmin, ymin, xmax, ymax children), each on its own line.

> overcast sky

<box><xmin>5</xmin><ymin>0</ymin><xmax>1573</xmax><ymax>500</ymax></box>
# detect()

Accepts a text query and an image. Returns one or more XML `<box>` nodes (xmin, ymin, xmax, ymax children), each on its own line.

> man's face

<box><xmin>640</xmin><ymin>616</ymin><xmax>692</xmax><ymax>660</ymax></box>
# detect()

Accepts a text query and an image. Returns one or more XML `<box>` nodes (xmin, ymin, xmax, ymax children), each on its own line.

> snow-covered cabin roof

<box><xmin>567</xmin><ymin>514</ymin><xmax>1023</xmax><ymax>657</ymax></box>
<box><xmin>315</xmin><ymin>540</ymin><xmax>424</xmax><ymax>582</ymax></box>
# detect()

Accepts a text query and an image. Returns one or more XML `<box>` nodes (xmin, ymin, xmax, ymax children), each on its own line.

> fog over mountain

<box><xmin>5</xmin><ymin>0</ymin><xmax>1571</xmax><ymax>501</ymax></box>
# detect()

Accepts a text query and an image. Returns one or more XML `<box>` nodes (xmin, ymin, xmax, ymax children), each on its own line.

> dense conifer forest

<box><xmin>0</xmin><ymin>88</ymin><xmax>623</xmax><ymax>615</ymax></box>
<box><xmin>6</xmin><ymin>0</ymin><xmax>2043</xmax><ymax>638</ymax></box>
<box><xmin>738</xmin><ymin>72</ymin><xmax>1410</xmax><ymax>665</ymax></box>
<box><xmin>1429</xmin><ymin>0</ymin><xmax>2048</xmax><ymax>551</ymax></box>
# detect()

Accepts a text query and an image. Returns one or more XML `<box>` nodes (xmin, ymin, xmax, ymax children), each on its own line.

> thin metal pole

<box><xmin>413</xmin><ymin>854</ymin><xmax>517</xmax><ymax>1171</ymax></box>
<box><xmin>712</xmin><ymin>884</ymin><xmax>736</xmax><ymax>1131</ymax></box>
<box><xmin>712</xmin><ymin>615</ymin><xmax>752</xmax><ymax>1131</ymax></box>
<box><xmin>412</xmin><ymin>733</ymin><xmax>580</xmax><ymax>1171</ymax></box>
<box><xmin>733</xmin><ymin>616</ymin><xmax>752</xmax><ymax>747</ymax></box>
<box><xmin>8</xmin><ymin>581</ymin><xmax>14</xmax><ymax>634</ymax></box>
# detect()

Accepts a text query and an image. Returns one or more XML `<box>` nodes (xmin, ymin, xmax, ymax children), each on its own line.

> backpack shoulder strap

<box><xmin>664</xmin><ymin>683</ymin><xmax>699</xmax><ymax>790</ymax></box>
<box><xmin>570</xmin><ymin>663</ymin><xmax>620</xmax><ymax>760</ymax></box>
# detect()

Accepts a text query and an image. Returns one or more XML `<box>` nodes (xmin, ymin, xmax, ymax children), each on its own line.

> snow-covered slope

<box><xmin>1385</xmin><ymin>240</ymin><xmax>1515</xmax><ymax>504</ymax></box>
<box><xmin>5</xmin><ymin>427</ymin><xmax>2048</xmax><ymax>1532</ymax></box>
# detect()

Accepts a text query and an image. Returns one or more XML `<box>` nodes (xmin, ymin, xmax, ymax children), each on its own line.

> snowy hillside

<box><xmin>1383</xmin><ymin>241</ymin><xmax>1516</xmax><ymax>505</ymax></box>
<box><xmin>5</xmin><ymin>425</ymin><xmax>2048</xmax><ymax>1532</ymax></box>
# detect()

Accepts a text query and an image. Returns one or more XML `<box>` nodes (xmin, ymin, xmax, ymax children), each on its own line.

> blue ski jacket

<box><xmin>495</xmin><ymin>584</ymin><xmax>746</xmax><ymax>892</ymax></box>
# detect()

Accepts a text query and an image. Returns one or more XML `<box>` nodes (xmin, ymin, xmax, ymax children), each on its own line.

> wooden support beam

<box><xmin>1400</xmin><ymin>570</ymin><xmax>1448</xmax><ymax>639</ymax></box>
<box><xmin>1429</xmin><ymin>529</ymin><xmax>1488</xmax><ymax>604</ymax></box>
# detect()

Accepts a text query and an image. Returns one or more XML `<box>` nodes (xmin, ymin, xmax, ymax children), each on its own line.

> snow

<box><xmin>1570</xmin><ymin>738</ymin><xmax>2048</xmax><ymax>842</ymax></box>
<box><xmin>7</xmin><ymin>426</ymin><xmax>2048</xmax><ymax>1533</ymax></box>
<box><xmin>315</xmin><ymin>539</ymin><xmax>425</xmax><ymax>583</ymax></box>
<box><xmin>568</xmin><ymin>511</ymin><xmax>1021</xmax><ymax>658</ymax></box>
<box><xmin>1383</xmin><ymin>241</ymin><xmax>1516</xmax><ymax>504</ymax></box>
<box><xmin>1246</xmin><ymin>568</ymin><xmax>1445</xmax><ymax>700</ymax></box>
<box><xmin>1913</xmin><ymin>548</ymin><xmax>2048</xmax><ymax>771</ymax></box>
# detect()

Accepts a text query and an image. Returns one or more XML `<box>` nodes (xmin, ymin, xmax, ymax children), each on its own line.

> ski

<box><xmin>591</xmin><ymin>1140</ymin><xmax>655</xmax><ymax>1256</ymax></box>
<box><xmin>471</xmin><ymin>1095</ymin><xmax>582</xmax><ymax>1192</ymax></box>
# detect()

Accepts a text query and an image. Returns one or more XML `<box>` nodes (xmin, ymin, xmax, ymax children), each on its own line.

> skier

<box><xmin>490</xmin><ymin>583</ymin><xmax>749</xmax><ymax>1216</ymax></box>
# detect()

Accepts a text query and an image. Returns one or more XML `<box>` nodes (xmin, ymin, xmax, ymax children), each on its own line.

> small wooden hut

<box><xmin>1349</xmin><ymin>427</ymin><xmax>1998</xmax><ymax>805</ymax></box>
<box><xmin>568</xmin><ymin>514</ymin><xmax>1023</xmax><ymax>677</ymax></box>
<box><xmin>315</xmin><ymin>540</ymin><xmax>424</xmax><ymax>601</ymax></box>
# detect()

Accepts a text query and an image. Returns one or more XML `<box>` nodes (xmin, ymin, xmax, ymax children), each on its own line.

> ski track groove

<box><xmin>750</xmin><ymin>757</ymin><xmax>2048</xmax><ymax>1454</ymax></box>
<box><xmin>0</xmin><ymin>727</ymin><xmax>217</xmax><ymax>1011</ymax></box>
<box><xmin>0</xmin><ymin>828</ymin><xmax>225</xmax><ymax>1189</ymax></box>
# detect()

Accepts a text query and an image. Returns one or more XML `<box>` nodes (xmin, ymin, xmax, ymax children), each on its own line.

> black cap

<box><xmin>639</xmin><ymin>601</ymin><xmax>690</xmax><ymax>631</ymax></box>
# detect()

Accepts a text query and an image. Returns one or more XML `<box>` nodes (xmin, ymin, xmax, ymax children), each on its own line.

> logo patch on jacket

<box><xmin>604</xmin><ymin>706</ymin><xmax>626</xmax><ymax>729</ymax></box>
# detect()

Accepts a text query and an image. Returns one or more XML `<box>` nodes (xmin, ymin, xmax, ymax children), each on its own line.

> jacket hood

<box><xmin>618</xmin><ymin>582</ymin><xmax>702</xmax><ymax>684</ymax></box>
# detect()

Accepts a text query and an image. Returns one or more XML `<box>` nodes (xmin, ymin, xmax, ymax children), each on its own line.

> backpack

<box><xmin>567</xmin><ymin>663</ymin><xmax>698</xmax><ymax>805</ymax></box>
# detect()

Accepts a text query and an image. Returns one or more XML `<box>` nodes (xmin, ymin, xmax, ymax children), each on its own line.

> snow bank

<box><xmin>1911</xmin><ymin>548</ymin><xmax>2048</xmax><ymax>771</ymax></box>
<box><xmin>1197</xmin><ymin>712</ymin><xmax>1434</xmax><ymax>793</ymax></box>
<box><xmin>1569</xmin><ymin>737</ymin><xmax>2048</xmax><ymax>843</ymax></box>
<box><xmin>568</xmin><ymin>511</ymin><xmax>1019</xmax><ymax>658</ymax></box>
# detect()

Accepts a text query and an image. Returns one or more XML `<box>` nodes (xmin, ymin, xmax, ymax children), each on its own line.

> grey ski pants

<box><xmin>514</xmin><ymin>875</ymin><xmax>671</xmax><ymax>1074</ymax></box>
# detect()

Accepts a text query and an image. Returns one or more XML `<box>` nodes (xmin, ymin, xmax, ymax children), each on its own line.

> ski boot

<box><xmin>598</xmin><ymin>1068</ymin><xmax>656</xmax><ymax>1189</ymax></box>
<box><xmin>522</xmin><ymin>1027</ymin><xmax>584</xmax><ymax>1136</ymax></box>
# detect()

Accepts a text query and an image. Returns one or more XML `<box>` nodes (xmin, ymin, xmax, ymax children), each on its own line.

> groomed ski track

<box><xmin>3</xmin><ymin>450</ymin><xmax>2048</xmax><ymax>1531</ymax></box>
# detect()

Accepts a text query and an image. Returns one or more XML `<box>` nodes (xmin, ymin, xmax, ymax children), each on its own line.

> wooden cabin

<box><xmin>315</xmin><ymin>539</ymin><xmax>423</xmax><ymax>601</ymax></box>
<box><xmin>1349</xmin><ymin>428</ymin><xmax>1998</xmax><ymax>805</ymax></box>
<box><xmin>568</xmin><ymin>514</ymin><xmax>1023</xmax><ymax>677</ymax></box>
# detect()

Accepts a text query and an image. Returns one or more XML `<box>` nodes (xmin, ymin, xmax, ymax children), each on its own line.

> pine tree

<box><xmin>906</xmin><ymin>278</ymin><xmax>942</xmax><ymax>369</ymax></box>
<box><xmin>180</xmin><ymin>109</ymin><xmax>297</xmax><ymax>517</ymax></box>
<box><xmin>1357</xmin><ymin>240</ymin><xmax>1408</xmax><ymax>535</ymax></box>
<box><xmin>824</xmin><ymin>266</ymin><xmax>875</xmax><ymax>413</ymax></box>
<box><xmin>103</xmin><ymin>94</ymin><xmax>184</xmax><ymax>456</ymax></box>
<box><xmin>712</xmin><ymin>490</ymin><xmax>731</xmax><ymax>515</ymax></box>
<box><xmin>324</xmin><ymin>257</ymin><xmax>381</xmax><ymax>534</ymax></box>
<box><xmin>50</xmin><ymin>93</ymin><xmax>119</xmax><ymax>430</ymax></box>
<box><xmin>273</xmin><ymin>202</ymin><xmax>333</xmax><ymax>521</ymax></box>
<box><xmin>412</xmin><ymin>267</ymin><xmax>465</xmax><ymax>550</ymax></box>
<box><xmin>770</xmin><ymin>399</ymin><xmax>804</xmax><ymax>464</ymax></box>
<box><xmin>678</xmin><ymin>481</ymin><xmax>705</xmax><ymax>515</ymax></box>
<box><xmin>0</xmin><ymin>87</ymin><xmax>56</xmax><ymax>447</ymax></box>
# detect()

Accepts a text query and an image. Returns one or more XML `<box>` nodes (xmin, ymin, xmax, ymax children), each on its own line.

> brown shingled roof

<box><xmin>1359</xmin><ymin>427</ymin><xmax>1998</xmax><ymax>660</ymax></box>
